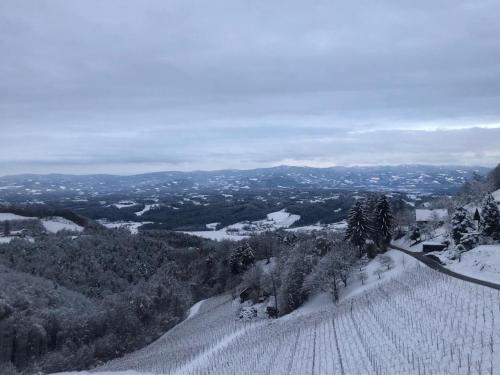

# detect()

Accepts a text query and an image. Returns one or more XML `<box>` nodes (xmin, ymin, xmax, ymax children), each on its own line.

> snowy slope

<box><xmin>183</xmin><ymin>209</ymin><xmax>300</xmax><ymax>241</ymax></box>
<box><xmin>135</xmin><ymin>204</ymin><xmax>160</xmax><ymax>216</ymax></box>
<box><xmin>0</xmin><ymin>212</ymin><xmax>36</xmax><ymax>221</ymax></box>
<box><xmin>0</xmin><ymin>213</ymin><xmax>83</xmax><ymax>236</ymax></box>
<box><xmin>287</xmin><ymin>220</ymin><xmax>348</xmax><ymax>233</ymax></box>
<box><xmin>53</xmin><ymin>251</ymin><xmax>500</xmax><ymax>375</ymax></box>
<box><xmin>98</xmin><ymin>220</ymin><xmax>153</xmax><ymax>234</ymax></box>
<box><xmin>436</xmin><ymin>245</ymin><xmax>500</xmax><ymax>284</ymax></box>
<box><xmin>41</xmin><ymin>217</ymin><xmax>84</xmax><ymax>233</ymax></box>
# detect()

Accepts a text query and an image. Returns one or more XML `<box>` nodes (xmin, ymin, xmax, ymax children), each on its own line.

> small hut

<box><xmin>422</xmin><ymin>241</ymin><xmax>447</xmax><ymax>253</ymax></box>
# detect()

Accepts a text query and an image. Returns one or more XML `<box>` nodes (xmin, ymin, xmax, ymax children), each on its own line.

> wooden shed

<box><xmin>422</xmin><ymin>242</ymin><xmax>447</xmax><ymax>253</ymax></box>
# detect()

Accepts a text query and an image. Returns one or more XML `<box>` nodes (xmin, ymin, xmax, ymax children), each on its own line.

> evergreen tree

<box><xmin>487</xmin><ymin>163</ymin><xmax>500</xmax><ymax>190</ymax></box>
<box><xmin>451</xmin><ymin>207</ymin><xmax>475</xmax><ymax>245</ymax></box>
<box><xmin>278</xmin><ymin>242</ymin><xmax>313</xmax><ymax>314</ymax></box>
<box><xmin>481</xmin><ymin>194</ymin><xmax>500</xmax><ymax>237</ymax></box>
<box><xmin>373</xmin><ymin>195</ymin><xmax>393</xmax><ymax>250</ymax></box>
<box><xmin>345</xmin><ymin>201</ymin><xmax>370</xmax><ymax>256</ymax></box>
<box><xmin>364</xmin><ymin>193</ymin><xmax>380</xmax><ymax>241</ymax></box>
<box><xmin>3</xmin><ymin>221</ymin><xmax>10</xmax><ymax>237</ymax></box>
<box><xmin>229</xmin><ymin>242</ymin><xmax>255</xmax><ymax>274</ymax></box>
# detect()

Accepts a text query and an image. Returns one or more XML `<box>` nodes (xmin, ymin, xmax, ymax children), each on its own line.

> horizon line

<box><xmin>0</xmin><ymin>163</ymin><xmax>493</xmax><ymax>179</ymax></box>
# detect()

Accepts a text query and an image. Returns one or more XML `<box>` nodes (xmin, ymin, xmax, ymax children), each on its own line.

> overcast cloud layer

<box><xmin>1</xmin><ymin>0</ymin><xmax>500</xmax><ymax>175</ymax></box>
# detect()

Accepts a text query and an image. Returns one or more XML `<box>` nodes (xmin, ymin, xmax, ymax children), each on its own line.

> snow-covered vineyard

<box><xmin>63</xmin><ymin>252</ymin><xmax>500</xmax><ymax>375</ymax></box>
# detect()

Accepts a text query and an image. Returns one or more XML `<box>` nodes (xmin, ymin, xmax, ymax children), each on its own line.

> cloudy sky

<box><xmin>1</xmin><ymin>0</ymin><xmax>500</xmax><ymax>175</ymax></box>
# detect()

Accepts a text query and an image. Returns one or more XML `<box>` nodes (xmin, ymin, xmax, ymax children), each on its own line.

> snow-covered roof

<box><xmin>493</xmin><ymin>189</ymin><xmax>500</xmax><ymax>203</ymax></box>
<box><xmin>415</xmin><ymin>209</ymin><xmax>448</xmax><ymax>222</ymax></box>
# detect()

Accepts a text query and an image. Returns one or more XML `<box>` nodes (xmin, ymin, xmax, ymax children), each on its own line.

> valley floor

<box><xmin>54</xmin><ymin>250</ymin><xmax>500</xmax><ymax>375</ymax></box>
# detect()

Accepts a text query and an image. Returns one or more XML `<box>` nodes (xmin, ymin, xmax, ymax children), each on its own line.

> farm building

<box><xmin>415</xmin><ymin>209</ymin><xmax>449</xmax><ymax>225</ymax></box>
<box><xmin>493</xmin><ymin>189</ymin><xmax>500</xmax><ymax>206</ymax></box>
<box><xmin>422</xmin><ymin>241</ymin><xmax>448</xmax><ymax>253</ymax></box>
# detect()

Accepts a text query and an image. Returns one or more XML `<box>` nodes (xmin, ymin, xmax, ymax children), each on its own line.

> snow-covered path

<box><xmin>390</xmin><ymin>243</ymin><xmax>500</xmax><ymax>290</ymax></box>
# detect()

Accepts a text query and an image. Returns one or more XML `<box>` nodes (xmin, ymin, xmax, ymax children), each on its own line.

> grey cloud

<box><xmin>0</xmin><ymin>0</ymin><xmax>499</xmax><ymax>174</ymax></box>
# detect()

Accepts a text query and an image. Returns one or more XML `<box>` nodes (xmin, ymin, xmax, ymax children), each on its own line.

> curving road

<box><xmin>389</xmin><ymin>244</ymin><xmax>500</xmax><ymax>291</ymax></box>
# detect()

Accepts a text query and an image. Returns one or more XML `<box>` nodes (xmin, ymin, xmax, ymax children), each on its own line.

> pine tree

<box><xmin>451</xmin><ymin>207</ymin><xmax>475</xmax><ymax>245</ymax></box>
<box><xmin>373</xmin><ymin>195</ymin><xmax>393</xmax><ymax>250</ymax></box>
<box><xmin>345</xmin><ymin>200</ymin><xmax>370</xmax><ymax>256</ymax></box>
<box><xmin>481</xmin><ymin>194</ymin><xmax>500</xmax><ymax>237</ymax></box>
<box><xmin>278</xmin><ymin>243</ymin><xmax>313</xmax><ymax>314</ymax></box>
<box><xmin>3</xmin><ymin>221</ymin><xmax>10</xmax><ymax>237</ymax></box>
<box><xmin>240</xmin><ymin>242</ymin><xmax>255</xmax><ymax>269</ymax></box>
<box><xmin>488</xmin><ymin>163</ymin><xmax>500</xmax><ymax>190</ymax></box>
<box><xmin>229</xmin><ymin>242</ymin><xmax>255</xmax><ymax>274</ymax></box>
<box><xmin>364</xmin><ymin>193</ymin><xmax>380</xmax><ymax>241</ymax></box>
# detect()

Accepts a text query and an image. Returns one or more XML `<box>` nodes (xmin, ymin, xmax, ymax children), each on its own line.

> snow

<box><xmin>0</xmin><ymin>212</ymin><xmax>36</xmax><ymax>221</ymax></box>
<box><xmin>41</xmin><ymin>217</ymin><xmax>83</xmax><ymax>233</ymax></box>
<box><xmin>99</xmin><ymin>220</ymin><xmax>153</xmax><ymax>234</ymax></box>
<box><xmin>263</xmin><ymin>209</ymin><xmax>300</xmax><ymax>228</ymax></box>
<box><xmin>206</xmin><ymin>222</ymin><xmax>220</xmax><ymax>230</ymax></box>
<box><xmin>341</xmin><ymin>250</ymin><xmax>417</xmax><ymax>300</ymax></box>
<box><xmin>392</xmin><ymin>225</ymin><xmax>449</xmax><ymax>253</ymax></box>
<box><xmin>288</xmin><ymin>292</ymin><xmax>335</xmax><ymax>317</ymax></box>
<box><xmin>112</xmin><ymin>201</ymin><xmax>137</xmax><ymax>209</ymax></box>
<box><xmin>286</xmin><ymin>223</ymin><xmax>325</xmax><ymax>232</ymax></box>
<box><xmin>415</xmin><ymin>208</ymin><xmax>448</xmax><ymax>222</ymax></box>
<box><xmin>0</xmin><ymin>185</ymin><xmax>23</xmax><ymax>190</ymax></box>
<box><xmin>183</xmin><ymin>209</ymin><xmax>300</xmax><ymax>241</ymax></box>
<box><xmin>287</xmin><ymin>220</ymin><xmax>348</xmax><ymax>233</ymax></box>
<box><xmin>134</xmin><ymin>204</ymin><xmax>159</xmax><ymax>216</ymax></box>
<box><xmin>169</xmin><ymin>323</ymin><xmax>264</xmax><ymax>375</ymax></box>
<box><xmin>182</xmin><ymin>230</ymin><xmax>250</xmax><ymax>241</ymax></box>
<box><xmin>58</xmin><ymin>249</ymin><xmax>500</xmax><ymax>375</ymax></box>
<box><xmin>493</xmin><ymin>189</ymin><xmax>500</xmax><ymax>202</ymax></box>
<box><xmin>440</xmin><ymin>245</ymin><xmax>500</xmax><ymax>284</ymax></box>
<box><xmin>186</xmin><ymin>299</ymin><xmax>205</xmax><ymax>319</ymax></box>
<box><xmin>0</xmin><ymin>236</ymin><xmax>34</xmax><ymax>244</ymax></box>
<box><xmin>403</xmin><ymin>199</ymin><xmax>415</xmax><ymax>207</ymax></box>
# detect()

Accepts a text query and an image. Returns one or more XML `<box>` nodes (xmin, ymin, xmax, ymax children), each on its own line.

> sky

<box><xmin>1</xmin><ymin>0</ymin><xmax>500</xmax><ymax>175</ymax></box>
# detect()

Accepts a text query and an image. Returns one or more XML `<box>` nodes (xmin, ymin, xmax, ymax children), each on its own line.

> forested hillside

<box><xmin>0</xmin><ymin>164</ymin><xmax>499</xmax><ymax>374</ymax></box>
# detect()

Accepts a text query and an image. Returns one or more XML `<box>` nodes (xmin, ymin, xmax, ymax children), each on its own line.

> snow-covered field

<box><xmin>41</xmin><ymin>217</ymin><xmax>84</xmax><ymax>233</ymax></box>
<box><xmin>183</xmin><ymin>209</ymin><xmax>301</xmax><ymax>241</ymax></box>
<box><xmin>53</xmin><ymin>250</ymin><xmax>500</xmax><ymax>375</ymax></box>
<box><xmin>183</xmin><ymin>210</ymin><xmax>347</xmax><ymax>241</ymax></box>
<box><xmin>0</xmin><ymin>235</ymin><xmax>35</xmax><ymax>244</ymax></box>
<box><xmin>0</xmin><ymin>212</ymin><xmax>36</xmax><ymax>221</ymax></box>
<box><xmin>433</xmin><ymin>245</ymin><xmax>500</xmax><ymax>285</ymax></box>
<box><xmin>287</xmin><ymin>220</ymin><xmax>348</xmax><ymax>233</ymax></box>
<box><xmin>0</xmin><ymin>213</ymin><xmax>83</xmax><ymax>236</ymax></box>
<box><xmin>99</xmin><ymin>220</ymin><xmax>153</xmax><ymax>234</ymax></box>
<box><xmin>393</xmin><ymin>232</ymin><xmax>500</xmax><ymax>286</ymax></box>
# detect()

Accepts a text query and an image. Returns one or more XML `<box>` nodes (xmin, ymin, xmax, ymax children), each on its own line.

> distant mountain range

<box><xmin>0</xmin><ymin>165</ymin><xmax>490</xmax><ymax>200</ymax></box>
